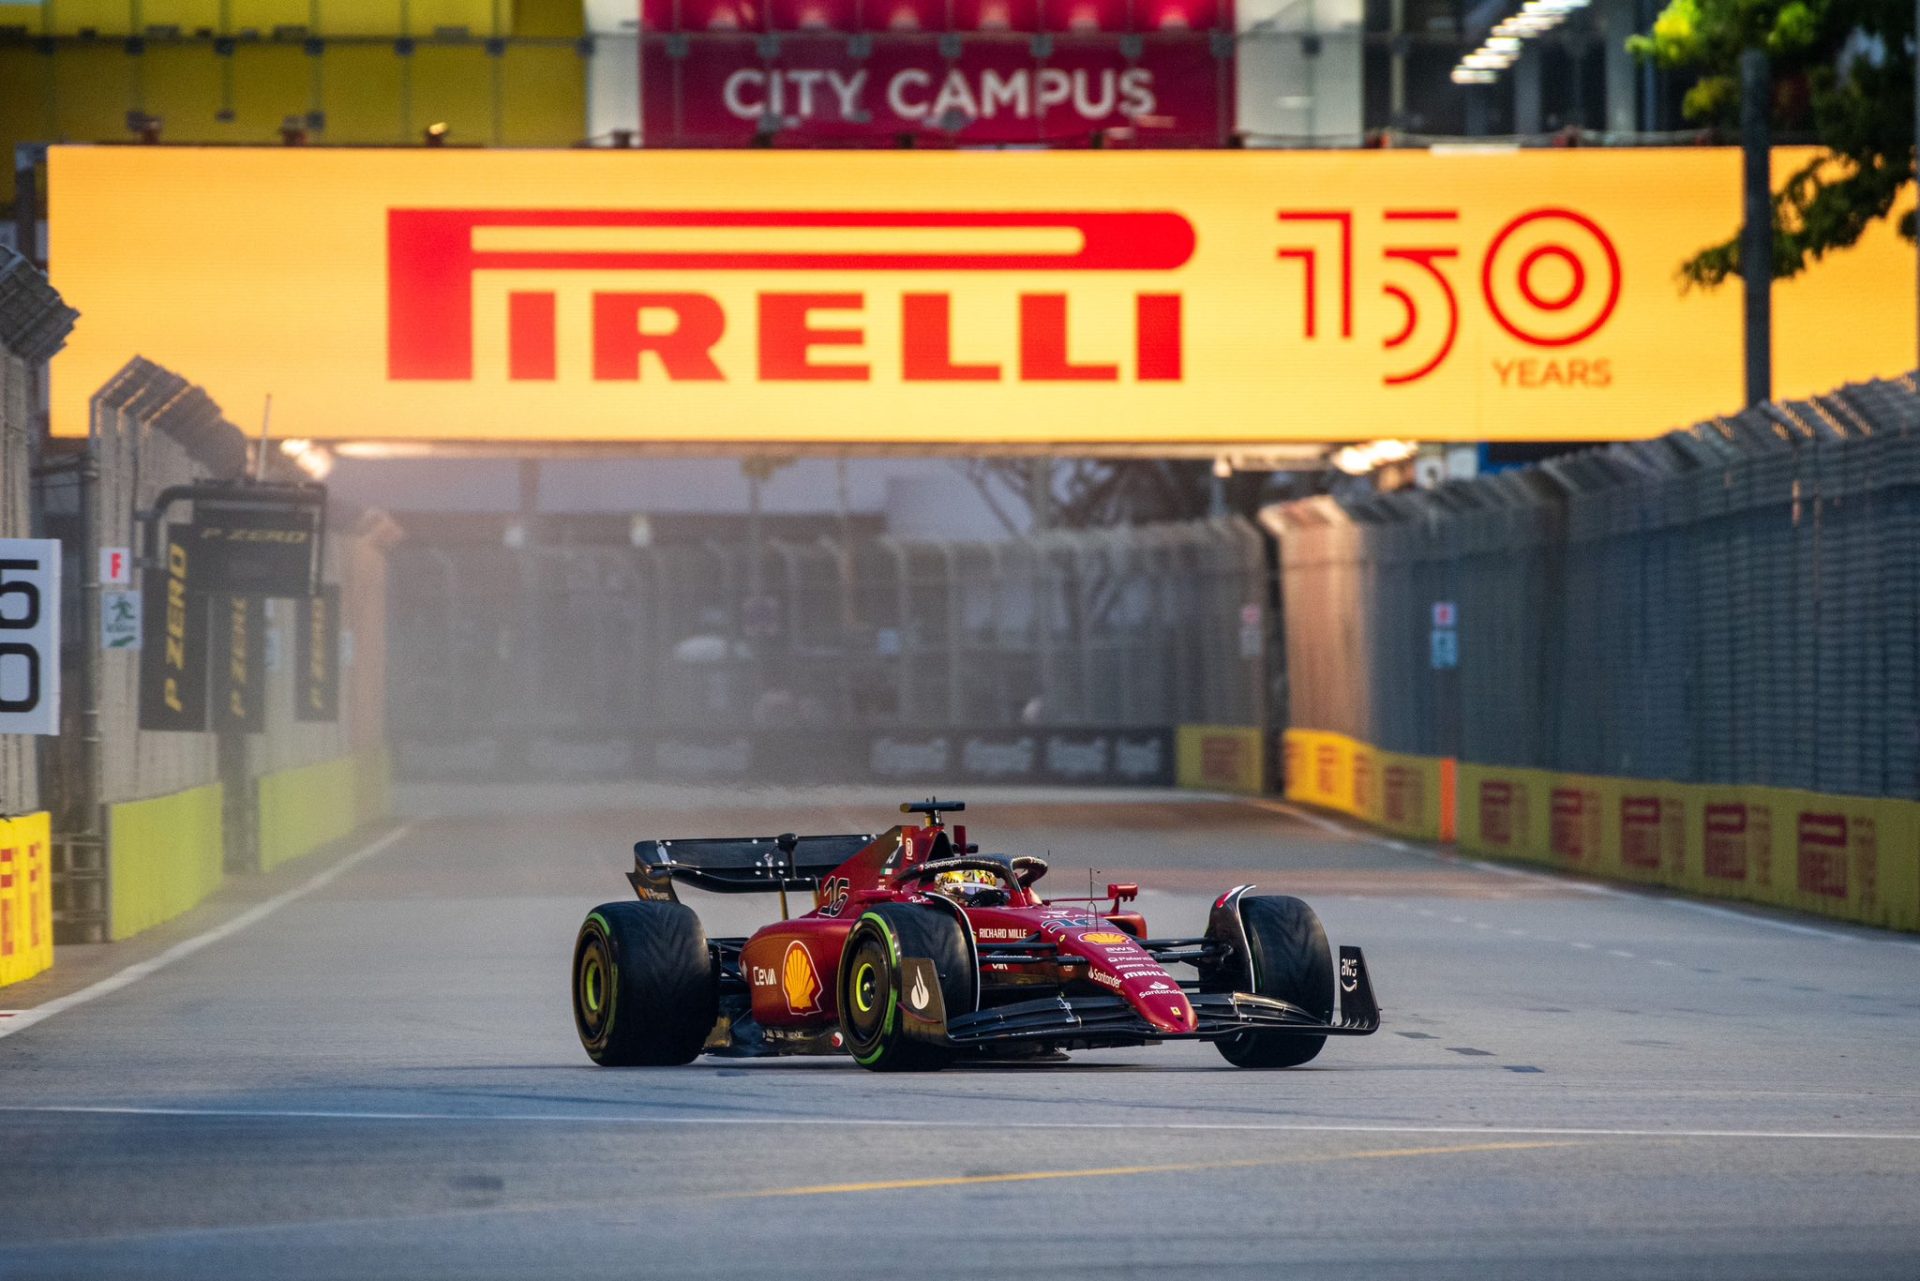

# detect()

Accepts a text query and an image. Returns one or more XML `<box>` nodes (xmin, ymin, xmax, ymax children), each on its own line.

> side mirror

<box><xmin>1106</xmin><ymin>882</ymin><xmax>1139</xmax><ymax>903</ymax></box>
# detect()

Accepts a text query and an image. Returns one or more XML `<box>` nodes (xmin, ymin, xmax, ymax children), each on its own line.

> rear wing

<box><xmin>630</xmin><ymin>833</ymin><xmax>878</xmax><ymax>899</ymax></box>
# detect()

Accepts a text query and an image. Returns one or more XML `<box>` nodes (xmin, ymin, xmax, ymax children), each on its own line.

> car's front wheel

<box><xmin>1211</xmin><ymin>894</ymin><xmax>1334</xmax><ymax>1069</ymax></box>
<box><xmin>572</xmin><ymin>900</ymin><xmax>717</xmax><ymax>1066</ymax></box>
<box><xmin>838</xmin><ymin>904</ymin><xmax>973</xmax><ymax>1072</ymax></box>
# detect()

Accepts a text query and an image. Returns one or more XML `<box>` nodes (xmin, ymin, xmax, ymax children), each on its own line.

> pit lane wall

<box><xmin>0</xmin><ymin>813</ymin><xmax>55</xmax><ymax>988</ymax></box>
<box><xmin>101</xmin><ymin>749</ymin><xmax>392</xmax><ymax>940</ymax></box>
<box><xmin>1282</xmin><ymin>729</ymin><xmax>1920</xmax><ymax>933</ymax></box>
<box><xmin>259</xmin><ymin>748</ymin><xmax>393</xmax><ymax>874</ymax></box>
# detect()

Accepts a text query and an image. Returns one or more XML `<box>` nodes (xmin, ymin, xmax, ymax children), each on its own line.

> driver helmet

<box><xmin>933</xmin><ymin>869</ymin><xmax>998</xmax><ymax>902</ymax></box>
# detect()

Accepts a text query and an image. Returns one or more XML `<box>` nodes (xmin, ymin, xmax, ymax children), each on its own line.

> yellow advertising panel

<box><xmin>1412</xmin><ymin>752</ymin><xmax>1920</xmax><ymax>933</ymax></box>
<box><xmin>1281</xmin><ymin>728</ymin><xmax>1447</xmax><ymax>841</ymax></box>
<box><xmin>47</xmin><ymin>146</ymin><xmax>1917</xmax><ymax>447</ymax></box>
<box><xmin>1176</xmin><ymin>724</ymin><xmax>1265</xmax><ymax>795</ymax></box>
<box><xmin>0</xmin><ymin>811</ymin><xmax>54</xmax><ymax>988</ymax></box>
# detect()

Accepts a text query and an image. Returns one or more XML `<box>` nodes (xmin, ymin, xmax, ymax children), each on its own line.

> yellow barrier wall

<box><xmin>259</xmin><ymin>748</ymin><xmax>393</xmax><ymax>872</ymax></box>
<box><xmin>107</xmin><ymin>784</ymin><xmax>225</xmax><ymax>941</ymax></box>
<box><xmin>0</xmin><ymin>812</ymin><xmax>54</xmax><ymax>988</ymax></box>
<box><xmin>1282</xmin><ymin>728</ymin><xmax>1446</xmax><ymax>843</ymax></box>
<box><xmin>1177</xmin><ymin>725</ymin><xmax>1266</xmax><ymax>795</ymax></box>
<box><xmin>1276</xmin><ymin>733</ymin><xmax>1920</xmax><ymax>934</ymax></box>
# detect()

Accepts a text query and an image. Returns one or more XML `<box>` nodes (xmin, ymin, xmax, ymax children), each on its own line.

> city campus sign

<box><xmin>46</xmin><ymin>146</ymin><xmax>1915</xmax><ymax>447</ymax></box>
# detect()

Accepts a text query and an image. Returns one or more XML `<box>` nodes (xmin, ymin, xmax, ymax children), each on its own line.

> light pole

<box><xmin>1740</xmin><ymin>46</ymin><xmax>1773</xmax><ymax>407</ymax></box>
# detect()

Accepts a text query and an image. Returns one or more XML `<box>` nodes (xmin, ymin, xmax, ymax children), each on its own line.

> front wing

<box><xmin>941</xmin><ymin>945</ymin><xmax>1381</xmax><ymax>1051</ymax></box>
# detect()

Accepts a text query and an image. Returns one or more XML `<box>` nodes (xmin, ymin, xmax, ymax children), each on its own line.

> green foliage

<box><xmin>1630</xmin><ymin>0</ymin><xmax>1915</xmax><ymax>286</ymax></box>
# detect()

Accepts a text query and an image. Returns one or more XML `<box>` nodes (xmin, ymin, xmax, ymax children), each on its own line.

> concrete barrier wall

<box><xmin>1285</xmin><ymin>727</ymin><xmax>1920</xmax><ymax>934</ymax></box>
<box><xmin>1281</xmin><ymin>728</ymin><xmax>1453</xmax><ymax>843</ymax></box>
<box><xmin>100</xmin><ymin>748</ymin><xmax>394</xmax><ymax>940</ymax></box>
<box><xmin>1457</xmin><ymin>763</ymin><xmax>1920</xmax><ymax>933</ymax></box>
<box><xmin>260</xmin><ymin>749</ymin><xmax>391</xmax><ymax>873</ymax></box>
<box><xmin>106</xmin><ymin>784</ymin><xmax>224</xmax><ymax>941</ymax></box>
<box><xmin>0</xmin><ymin>813</ymin><xmax>54</xmax><ymax>987</ymax></box>
<box><xmin>1176</xmin><ymin>725</ymin><xmax>1266</xmax><ymax>795</ymax></box>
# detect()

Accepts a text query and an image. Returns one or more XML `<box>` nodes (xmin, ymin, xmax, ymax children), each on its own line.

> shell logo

<box><xmin>1080</xmin><ymin>931</ymin><xmax>1131</xmax><ymax>945</ymax></box>
<box><xmin>782</xmin><ymin>941</ymin><xmax>823</xmax><ymax>1015</ymax></box>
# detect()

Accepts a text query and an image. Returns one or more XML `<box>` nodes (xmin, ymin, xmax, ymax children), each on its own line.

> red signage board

<box><xmin>640</xmin><ymin>0</ymin><xmax>1231</xmax><ymax>146</ymax></box>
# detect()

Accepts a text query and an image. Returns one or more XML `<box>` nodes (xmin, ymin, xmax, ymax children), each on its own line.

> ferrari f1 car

<box><xmin>570</xmin><ymin>799</ymin><xmax>1380</xmax><ymax>1071</ymax></box>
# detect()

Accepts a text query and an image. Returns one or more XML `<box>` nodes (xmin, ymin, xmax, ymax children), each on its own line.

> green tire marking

<box><xmin>852</xmin><ymin>913</ymin><xmax>904</xmax><ymax>1064</ymax></box>
<box><xmin>583</xmin><ymin>958</ymin><xmax>604</xmax><ymax>1014</ymax></box>
<box><xmin>583</xmin><ymin>913</ymin><xmax>618</xmax><ymax>1040</ymax></box>
<box><xmin>852</xmin><ymin>961</ymin><xmax>876</xmax><ymax>1014</ymax></box>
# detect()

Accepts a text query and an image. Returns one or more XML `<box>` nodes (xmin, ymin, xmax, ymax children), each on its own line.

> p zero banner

<box><xmin>187</xmin><ymin>504</ymin><xmax>319</xmax><ymax>598</ymax></box>
<box><xmin>296</xmin><ymin>586</ymin><xmax>341</xmax><ymax>723</ymax></box>
<box><xmin>138</xmin><ymin>528</ymin><xmax>208</xmax><ymax>733</ymax></box>
<box><xmin>210</xmin><ymin>595</ymin><xmax>267</xmax><ymax>733</ymax></box>
<box><xmin>46</xmin><ymin>147</ymin><xmax>1918</xmax><ymax>446</ymax></box>
<box><xmin>641</xmin><ymin>36</ymin><xmax>1226</xmax><ymax>146</ymax></box>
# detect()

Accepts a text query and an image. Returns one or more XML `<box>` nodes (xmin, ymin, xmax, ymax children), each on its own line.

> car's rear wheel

<box><xmin>838</xmin><ymin>904</ymin><xmax>974</xmax><ymax>1072</ymax></box>
<box><xmin>573</xmin><ymin>900</ymin><xmax>717</xmax><ymax>1066</ymax></box>
<box><xmin>1212</xmin><ymin>894</ymin><xmax>1334</xmax><ymax>1069</ymax></box>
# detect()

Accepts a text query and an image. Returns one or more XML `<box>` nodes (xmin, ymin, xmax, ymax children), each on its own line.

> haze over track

<box><xmin>2</xmin><ymin>784</ymin><xmax>1917</xmax><ymax>1280</ymax></box>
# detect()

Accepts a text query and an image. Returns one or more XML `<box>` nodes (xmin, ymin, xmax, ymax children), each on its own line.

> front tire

<box><xmin>573</xmin><ymin>901</ymin><xmax>717</xmax><ymax>1066</ymax></box>
<box><xmin>1213</xmin><ymin>894</ymin><xmax>1334</xmax><ymax>1069</ymax></box>
<box><xmin>838</xmin><ymin>904</ymin><xmax>974</xmax><ymax>1072</ymax></box>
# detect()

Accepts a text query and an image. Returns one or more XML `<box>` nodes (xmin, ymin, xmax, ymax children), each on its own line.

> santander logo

<box><xmin>385</xmin><ymin>208</ymin><xmax>1194</xmax><ymax>386</ymax></box>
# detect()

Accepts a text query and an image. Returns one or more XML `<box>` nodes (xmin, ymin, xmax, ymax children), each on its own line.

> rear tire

<box><xmin>1213</xmin><ymin>894</ymin><xmax>1334</xmax><ymax>1069</ymax></box>
<box><xmin>573</xmin><ymin>901</ymin><xmax>717</xmax><ymax>1066</ymax></box>
<box><xmin>838</xmin><ymin>903</ymin><xmax>974</xmax><ymax>1072</ymax></box>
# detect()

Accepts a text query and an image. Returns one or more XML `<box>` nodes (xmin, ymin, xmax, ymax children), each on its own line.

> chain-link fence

<box><xmin>0</xmin><ymin>249</ymin><xmax>78</xmax><ymax>819</ymax></box>
<box><xmin>1267</xmin><ymin>373</ymin><xmax>1920</xmax><ymax>800</ymax></box>
<box><xmin>34</xmin><ymin>357</ymin><xmax>392</xmax><ymax>936</ymax></box>
<box><xmin>391</xmin><ymin>517</ymin><xmax>1268</xmax><ymax>778</ymax></box>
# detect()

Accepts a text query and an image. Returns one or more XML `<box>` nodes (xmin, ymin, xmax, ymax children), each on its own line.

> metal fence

<box><xmin>390</xmin><ymin>517</ymin><xmax>1268</xmax><ymax>772</ymax></box>
<box><xmin>0</xmin><ymin>249</ymin><xmax>78</xmax><ymax>819</ymax></box>
<box><xmin>37</xmin><ymin>357</ymin><xmax>392</xmax><ymax>933</ymax></box>
<box><xmin>1267</xmin><ymin>373</ymin><xmax>1920</xmax><ymax>800</ymax></box>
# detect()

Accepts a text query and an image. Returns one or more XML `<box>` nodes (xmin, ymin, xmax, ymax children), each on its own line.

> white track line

<box><xmin>2</xmin><ymin>1103</ymin><xmax>1917</xmax><ymax>1144</ymax></box>
<box><xmin>1242</xmin><ymin>796</ymin><xmax>1875</xmax><ymax>944</ymax></box>
<box><xmin>0</xmin><ymin>824</ymin><xmax>413</xmax><ymax>1042</ymax></box>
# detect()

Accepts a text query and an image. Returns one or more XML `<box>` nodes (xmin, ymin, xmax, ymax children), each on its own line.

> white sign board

<box><xmin>0</xmin><ymin>538</ymin><xmax>61</xmax><ymax>735</ymax></box>
<box><xmin>101</xmin><ymin>589</ymin><xmax>141</xmax><ymax>650</ymax></box>
<box><xmin>1432</xmin><ymin>601</ymin><xmax>1457</xmax><ymax>628</ymax></box>
<box><xmin>99</xmin><ymin>546</ymin><xmax>132</xmax><ymax>586</ymax></box>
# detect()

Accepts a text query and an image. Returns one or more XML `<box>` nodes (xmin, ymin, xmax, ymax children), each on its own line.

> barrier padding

<box><xmin>1176</xmin><ymin>725</ymin><xmax>1265</xmax><ymax>795</ymax></box>
<box><xmin>1457</xmin><ymin>765</ymin><xmax>1920</xmax><ymax>933</ymax></box>
<box><xmin>1287</xmin><ymin>731</ymin><xmax>1920</xmax><ymax>935</ymax></box>
<box><xmin>258</xmin><ymin>748</ymin><xmax>394</xmax><ymax>872</ymax></box>
<box><xmin>107</xmin><ymin>784</ymin><xmax>225</xmax><ymax>941</ymax></box>
<box><xmin>0</xmin><ymin>812</ymin><xmax>54</xmax><ymax>987</ymax></box>
<box><xmin>1282</xmin><ymin>728</ymin><xmax>1449</xmax><ymax>843</ymax></box>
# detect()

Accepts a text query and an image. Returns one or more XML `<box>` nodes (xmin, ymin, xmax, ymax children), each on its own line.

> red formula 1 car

<box><xmin>570</xmin><ymin>799</ymin><xmax>1380</xmax><ymax>1071</ymax></box>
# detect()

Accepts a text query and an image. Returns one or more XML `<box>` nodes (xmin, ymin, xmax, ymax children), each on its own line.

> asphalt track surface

<box><xmin>4</xmin><ymin>784</ymin><xmax>1920</xmax><ymax>1281</ymax></box>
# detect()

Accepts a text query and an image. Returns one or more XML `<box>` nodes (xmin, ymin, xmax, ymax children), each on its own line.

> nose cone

<box><xmin>1060</xmin><ymin>925</ymin><xmax>1195</xmax><ymax>1033</ymax></box>
<box><xmin>1140</xmin><ymin>988</ymin><xmax>1196</xmax><ymax>1035</ymax></box>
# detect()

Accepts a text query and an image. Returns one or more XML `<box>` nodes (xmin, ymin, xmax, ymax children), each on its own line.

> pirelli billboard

<box><xmin>46</xmin><ymin>146</ymin><xmax>1916</xmax><ymax>446</ymax></box>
